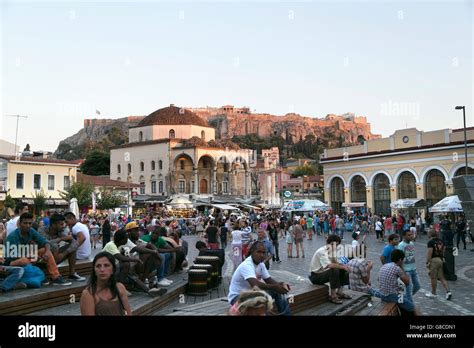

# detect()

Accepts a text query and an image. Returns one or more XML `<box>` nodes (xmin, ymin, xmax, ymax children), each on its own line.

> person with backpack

<box><xmin>425</xmin><ymin>229</ymin><xmax>452</xmax><ymax>300</ymax></box>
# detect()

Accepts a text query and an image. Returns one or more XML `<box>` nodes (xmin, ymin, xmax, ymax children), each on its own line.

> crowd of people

<box><xmin>0</xmin><ymin>202</ymin><xmax>471</xmax><ymax>316</ymax></box>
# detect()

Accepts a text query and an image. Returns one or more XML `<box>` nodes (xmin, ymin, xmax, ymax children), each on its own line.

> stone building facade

<box><xmin>110</xmin><ymin>105</ymin><xmax>253</xmax><ymax>200</ymax></box>
<box><xmin>321</xmin><ymin>127</ymin><xmax>474</xmax><ymax>215</ymax></box>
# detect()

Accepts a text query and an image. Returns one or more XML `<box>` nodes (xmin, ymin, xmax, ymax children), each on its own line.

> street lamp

<box><xmin>455</xmin><ymin>106</ymin><xmax>468</xmax><ymax>175</ymax></box>
<box><xmin>303</xmin><ymin>175</ymin><xmax>308</xmax><ymax>197</ymax></box>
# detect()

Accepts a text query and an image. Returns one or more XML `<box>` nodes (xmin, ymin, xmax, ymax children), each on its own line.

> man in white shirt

<box><xmin>228</xmin><ymin>241</ymin><xmax>291</xmax><ymax>315</ymax></box>
<box><xmin>309</xmin><ymin>234</ymin><xmax>351</xmax><ymax>304</ymax></box>
<box><xmin>6</xmin><ymin>203</ymin><xmax>29</xmax><ymax>237</ymax></box>
<box><xmin>64</xmin><ymin>212</ymin><xmax>91</xmax><ymax>260</ymax></box>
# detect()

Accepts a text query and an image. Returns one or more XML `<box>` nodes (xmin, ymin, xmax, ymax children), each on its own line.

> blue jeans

<box><xmin>0</xmin><ymin>266</ymin><xmax>25</xmax><ymax>292</ymax></box>
<box><xmin>157</xmin><ymin>253</ymin><xmax>172</xmax><ymax>280</ymax></box>
<box><xmin>405</xmin><ymin>269</ymin><xmax>420</xmax><ymax>304</ymax></box>
<box><xmin>380</xmin><ymin>292</ymin><xmax>415</xmax><ymax>312</ymax></box>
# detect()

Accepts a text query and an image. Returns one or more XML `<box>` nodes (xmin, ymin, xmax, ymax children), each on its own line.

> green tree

<box><xmin>4</xmin><ymin>194</ymin><xmax>16</xmax><ymax>209</ymax></box>
<box><xmin>60</xmin><ymin>181</ymin><xmax>94</xmax><ymax>209</ymax></box>
<box><xmin>32</xmin><ymin>189</ymin><xmax>47</xmax><ymax>216</ymax></box>
<box><xmin>97</xmin><ymin>187</ymin><xmax>125</xmax><ymax>210</ymax></box>
<box><xmin>81</xmin><ymin>150</ymin><xmax>110</xmax><ymax>176</ymax></box>
<box><xmin>292</xmin><ymin>165</ymin><xmax>316</xmax><ymax>177</ymax></box>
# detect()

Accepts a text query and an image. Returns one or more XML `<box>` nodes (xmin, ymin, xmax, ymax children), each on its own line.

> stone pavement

<box><xmin>183</xmin><ymin>231</ymin><xmax>474</xmax><ymax>316</ymax></box>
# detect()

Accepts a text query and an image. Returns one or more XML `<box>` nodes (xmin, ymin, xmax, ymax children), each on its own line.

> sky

<box><xmin>1</xmin><ymin>0</ymin><xmax>473</xmax><ymax>153</ymax></box>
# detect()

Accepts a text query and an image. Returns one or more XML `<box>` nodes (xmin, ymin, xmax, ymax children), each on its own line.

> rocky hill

<box><xmin>189</xmin><ymin>106</ymin><xmax>379</xmax><ymax>144</ymax></box>
<box><xmin>54</xmin><ymin>106</ymin><xmax>380</xmax><ymax>160</ymax></box>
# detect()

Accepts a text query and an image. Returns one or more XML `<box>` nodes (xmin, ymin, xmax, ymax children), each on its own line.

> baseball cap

<box><xmin>125</xmin><ymin>221</ymin><xmax>139</xmax><ymax>231</ymax></box>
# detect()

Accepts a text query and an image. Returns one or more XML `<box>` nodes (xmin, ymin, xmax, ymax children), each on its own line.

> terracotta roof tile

<box><xmin>77</xmin><ymin>173</ymin><xmax>142</xmax><ymax>188</ymax></box>
<box><xmin>132</xmin><ymin>105</ymin><xmax>210</xmax><ymax>128</ymax></box>
<box><xmin>0</xmin><ymin>155</ymin><xmax>80</xmax><ymax>166</ymax></box>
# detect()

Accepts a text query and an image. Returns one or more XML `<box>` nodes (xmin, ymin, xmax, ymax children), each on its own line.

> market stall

<box><xmin>282</xmin><ymin>199</ymin><xmax>329</xmax><ymax>213</ymax></box>
<box><xmin>165</xmin><ymin>196</ymin><xmax>196</xmax><ymax>218</ymax></box>
<box><xmin>390</xmin><ymin>198</ymin><xmax>427</xmax><ymax>222</ymax></box>
<box><xmin>429</xmin><ymin>195</ymin><xmax>463</xmax><ymax>230</ymax></box>
<box><xmin>429</xmin><ymin>195</ymin><xmax>463</xmax><ymax>214</ymax></box>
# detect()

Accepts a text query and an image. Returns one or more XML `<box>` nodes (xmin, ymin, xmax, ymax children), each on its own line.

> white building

<box><xmin>110</xmin><ymin>105</ymin><xmax>254</xmax><ymax>201</ymax></box>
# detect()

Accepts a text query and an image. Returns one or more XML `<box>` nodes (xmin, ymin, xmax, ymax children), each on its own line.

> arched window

<box><xmin>350</xmin><ymin>175</ymin><xmax>367</xmax><ymax>202</ymax></box>
<box><xmin>139</xmin><ymin>176</ymin><xmax>145</xmax><ymax>195</ymax></box>
<box><xmin>151</xmin><ymin>161</ymin><xmax>155</xmax><ymax>171</ymax></box>
<box><xmin>201</xmin><ymin>130</ymin><xmax>205</xmax><ymax>141</ymax></box>
<box><xmin>178</xmin><ymin>174</ymin><xmax>186</xmax><ymax>193</ymax></box>
<box><xmin>159</xmin><ymin>181</ymin><xmax>164</xmax><ymax>193</ymax></box>
<box><xmin>140</xmin><ymin>162</ymin><xmax>144</xmax><ymax>172</ymax></box>
<box><xmin>158</xmin><ymin>160</ymin><xmax>163</xmax><ymax>170</ymax></box>
<box><xmin>117</xmin><ymin>164</ymin><xmax>121</xmax><ymax>174</ymax></box>
<box><xmin>169</xmin><ymin>129</ymin><xmax>175</xmax><ymax>139</ymax></box>
<box><xmin>454</xmin><ymin>166</ymin><xmax>474</xmax><ymax>176</ymax></box>
<box><xmin>425</xmin><ymin>169</ymin><xmax>446</xmax><ymax>207</ymax></box>
<box><xmin>330</xmin><ymin>177</ymin><xmax>344</xmax><ymax>215</ymax></box>
<box><xmin>117</xmin><ymin>177</ymin><xmax>121</xmax><ymax>181</ymax></box>
<box><xmin>139</xmin><ymin>131</ymin><xmax>143</xmax><ymax>142</ymax></box>
<box><xmin>398</xmin><ymin>171</ymin><xmax>416</xmax><ymax>199</ymax></box>
<box><xmin>127</xmin><ymin>164</ymin><xmax>132</xmax><ymax>174</ymax></box>
<box><xmin>373</xmin><ymin>174</ymin><xmax>391</xmax><ymax>216</ymax></box>
<box><xmin>151</xmin><ymin>175</ymin><xmax>157</xmax><ymax>194</ymax></box>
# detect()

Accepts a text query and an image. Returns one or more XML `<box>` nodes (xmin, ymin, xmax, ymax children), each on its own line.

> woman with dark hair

<box><xmin>80</xmin><ymin>252</ymin><xmax>131</xmax><ymax>316</ymax></box>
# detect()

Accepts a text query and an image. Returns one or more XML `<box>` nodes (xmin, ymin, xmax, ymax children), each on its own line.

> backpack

<box><xmin>19</xmin><ymin>264</ymin><xmax>46</xmax><ymax>288</ymax></box>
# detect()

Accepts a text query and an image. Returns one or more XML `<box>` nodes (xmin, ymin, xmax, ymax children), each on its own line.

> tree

<box><xmin>59</xmin><ymin>181</ymin><xmax>94</xmax><ymax>209</ymax></box>
<box><xmin>81</xmin><ymin>150</ymin><xmax>110</xmax><ymax>176</ymax></box>
<box><xmin>32</xmin><ymin>189</ymin><xmax>47</xmax><ymax>216</ymax></box>
<box><xmin>97</xmin><ymin>187</ymin><xmax>125</xmax><ymax>210</ymax></box>
<box><xmin>4</xmin><ymin>194</ymin><xmax>16</xmax><ymax>209</ymax></box>
<box><xmin>292</xmin><ymin>165</ymin><xmax>316</xmax><ymax>177</ymax></box>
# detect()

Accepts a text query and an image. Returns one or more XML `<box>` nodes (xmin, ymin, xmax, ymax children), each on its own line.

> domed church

<box><xmin>110</xmin><ymin>105</ymin><xmax>253</xmax><ymax>203</ymax></box>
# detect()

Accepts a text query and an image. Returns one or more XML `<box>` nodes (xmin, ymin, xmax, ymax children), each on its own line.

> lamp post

<box><xmin>303</xmin><ymin>175</ymin><xmax>308</xmax><ymax>198</ymax></box>
<box><xmin>127</xmin><ymin>174</ymin><xmax>132</xmax><ymax>217</ymax></box>
<box><xmin>455</xmin><ymin>106</ymin><xmax>468</xmax><ymax>175</ymax></box>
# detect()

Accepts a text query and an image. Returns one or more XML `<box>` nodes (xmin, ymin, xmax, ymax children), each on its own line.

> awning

<box><xmin>390</xmin><ymin>199</ymin><xmax>426</xmax><ymax>209</ymax></box>
<box><xmin>211</xmin><ymin>203</ymin><xmax>240</xmax><ymax>211</ymax></box>
<box><xmin>281</xmin><ymin>199</ymin><xmax>329</xmax><ymax>212</ymax></box>
<box><xmin>429</xmin><ymin>195</ymin><xmax>463</xmax><ymax>213</ymax></box>
<box><xmin>342</xmin><ymin>202</ymin><xmax>366</xmax><ymax>208</ymax></box>
<box><xmin>240</xmin><ymin>204</ymin><xmax>262</xmax><ymax>210</ymax></box>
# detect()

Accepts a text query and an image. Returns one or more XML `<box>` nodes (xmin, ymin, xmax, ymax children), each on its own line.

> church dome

<box><xmin>137</xmin><ymin>104</ymin><xmax>209</xmax><ymax>128</ymax></box>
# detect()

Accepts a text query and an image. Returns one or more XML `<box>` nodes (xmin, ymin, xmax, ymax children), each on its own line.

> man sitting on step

<box><xmin>0</xmin><ymin>257</ymin><xmax>27</xmax><ymax>292</ymax></box>
<box><xmin>102</xmin><ymin>229</ymin><xmax>163</xmax><ymax>295</ymax></box>
<box><xmin>40</xmin><ymin>213</ymin><xmax>86</xmax><ymax>282</ymax></box>
<box><xmin>6</xmin><ymin>213</ymin><xmax>71</xmax><ymax>286</ymax></box>
<box><xmin>308</xmin><ymin>234</ymin><xmax>351</xmax><ymax>304</ymax></box>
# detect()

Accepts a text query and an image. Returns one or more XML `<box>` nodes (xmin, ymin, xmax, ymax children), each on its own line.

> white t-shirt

<box><xmin>6</xmin><ymin>216</ymin><xmax>20</xmax><ymax>236</ymax></box>
<box><xmin>352</xmin><ymin>240</ymin><xmax>360</xmax><ymax>249</ymax></box>
<box><xmin>72</xmin><ymin>222</ymin><xmax>91</xmax><ymax>260</ymax></box>
<box><xmin>375</xmin><ymin>221</ymin><xmax>383</xmax><ymax>231</ymax></box>
<box><xmin>228</xmin><ymin>256</ymin><xmax>270</xmax><ymax>304</ymax></box>
<box><xmin>231</xmin><ymin>230</ymin><xmax>243</xmax><ymax>245</ymax></box>
<box><xmin>119</xmin><ymin>239</ymin><xmax>138</xmax><ymax>257</ymax></box>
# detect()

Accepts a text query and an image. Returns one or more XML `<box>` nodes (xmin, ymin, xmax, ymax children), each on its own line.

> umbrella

<box><xmin>281</xmin><ymin>199</ymin><xmax>329</xmax><ymax>212</ymax></box>
<box><xmin>429</xmin><ymin>195</ymin><xmax>463</xmax><ymax>213</ymax></box>
<box><xmin>69</xmin><ymin>198</ymin><xmax>79</xmax><ymax>218</ymax></box>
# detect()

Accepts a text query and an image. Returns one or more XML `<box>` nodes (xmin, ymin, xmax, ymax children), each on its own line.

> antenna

<box><xmin>4</xmin><ymin>114</ymin><xmax>28</xmax><ymax>159</ymax></box>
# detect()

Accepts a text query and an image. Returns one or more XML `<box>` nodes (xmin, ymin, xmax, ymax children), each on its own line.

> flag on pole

<box><xmin>96</xmin><ymin>110</ymin><xmax>101</xmax><ymax>115</ymax></box>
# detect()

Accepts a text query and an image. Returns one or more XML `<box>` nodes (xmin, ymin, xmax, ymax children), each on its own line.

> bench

<box><xmin>168</xmin><ymin>283</ymin><xmax>330</xmax><ymax>315</ymax></box>
<box><xmin>356</xmin><ymin>297</ymin><xmax>400</xmax><ymax>316</ymax></box>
